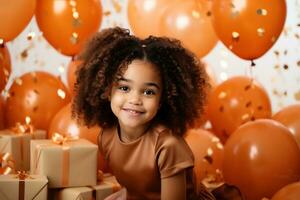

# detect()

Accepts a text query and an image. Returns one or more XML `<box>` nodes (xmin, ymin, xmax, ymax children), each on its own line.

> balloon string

<box><xmin>245</xmin><ymin>60</ymin><xmax>256</xmax><ymax>79</ymax></box>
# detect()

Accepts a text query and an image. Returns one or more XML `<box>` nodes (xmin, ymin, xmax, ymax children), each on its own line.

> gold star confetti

<box><xmin>232</xmin><ymin>31</ymin><xmax>239</xmax><ymax>41</ymax></box>
<box><xmin>257</xmin><ymin>9</ymin><xmax>267</xmax><ymax>16</ymax></box>
<box><xmin>70</xmin><ymin>32</ymin><xmax>79</xmax><ymax>44</ymax></box>
<box><xmin>57</xmin><ymin>89</ymin><xmax>66</xmax><ymax>99</ymax></box>
<box><xmin>257</xmin><ymin>28</ymin><xmax>265</xmax><ymax>37</ymax></box>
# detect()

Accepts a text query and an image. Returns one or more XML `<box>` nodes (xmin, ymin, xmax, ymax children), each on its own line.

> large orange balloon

<box><xmin>0</xmin><ymin>0</ymin><xmax>36</xmax><ymax>41</ymax></box>
<box><xmin>0</xmin><ymin>45</ymin><xmax>11</xmax><ymax>92</ymax></box>
<box><xmin>271</xmin><ymin>182</ymin><xmax>300</xmax><ymax>200</ymax></box>
<box><xmin>184</xmin><ymin>129</ymin><xmax>224</xmax><ymax>187</ymax></box>
<box><xmin>211</xmin><ymin>0</ymin><xmax>286</xmax><ymax>60</ymax></box>
<box><xmin>128</xmin><ymin>0</ymin><xmax>183</xmax><ymax>38</ymax></box>
<box><xmin>207</xmin><ymin>76</ymin><xmax>272</xmax><ymax>143</ymax></box>
<box><xmin>67</xmin><ymin>59</ymin><xmax>82</xmax><ymax>96</ymax></box>
<box><xmin>36</xmin><ymin>0</ymin><xmax>102</xmax><ymax>56</ymax></box>
<box><xmin>224</xmin><ymin>119</ymin><xmax>300</xmax><ymax>200</ymax></box>
<box><xmin>48</xmin><ymin>103</ymin><xmax>108</xmax><ymax>172</ymax></box>
<box><xmin>159</xmin><ymin>0</ymin><xmax>218</xmax><ymax>58</ymax></box>
<box><xmin>5</xmin><ymin>71</ymin><xmax>71</xmax><ymax>130</ymax></box>
<box><xmin>273</xmin><ymin>104</ymin><xmax>300</xmax><ymax>148</ymax></box>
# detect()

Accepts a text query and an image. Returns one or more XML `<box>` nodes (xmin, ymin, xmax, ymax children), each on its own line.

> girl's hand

<box><xmin>104</xmin><ymin>187</ymin><xmax>127</xmax><ymax>200</ymax></box>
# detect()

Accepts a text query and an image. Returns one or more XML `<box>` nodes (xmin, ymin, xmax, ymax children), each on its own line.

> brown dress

<box><xmin>99</xmin><ymin>125</ymin><xmax>215</xmax><ymax>200</ymax></box>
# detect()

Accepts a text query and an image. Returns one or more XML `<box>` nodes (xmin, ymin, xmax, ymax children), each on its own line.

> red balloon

<box><xmin>159</xmin><ymin>0</ymin><xmax>218</xmax><ymax>58</ymax></box>
<box><xmin>271</xmin><ymin>182</ymin><xmax>300</xmax><ymax>200</ymax></box>
<box><xmin>184</xmin><ymin>129</ymin><xmax>224</xmax><ymax>187</ymax></box>
<box><xmin>67</xmin><ymin>59</ymin><xmax>82</xmax><ymax>96</ymax></box>
<box><xmin>48</xmin><ymin>103</ymin><xmax>109</xmax><ymax>172</ymax></box>
<box><xmin>273</xmin><ymin>104</ymin><xmax>300</xmax><ymax>148</ymax></box>
<box><xmin>207</xmin><ymin>76</ymin><xmax>272</xmax><ymax>143</ymax></box>
<box><xmin>0</xmin><ymin>0</ymin><xmax>36</xmax><ymax>41</ymax></box>
<box><xmin>0</xmin><ymin>45</ymin><xmax>11</xmax><ymax>92</ymax></box>
<box><xmin>223</xmin><ymin>119</ymin><xmax>300</xmax><ymax>200</ymax></box>
<box><xmin>36</xmin><ymin>0</ymin><xmax>102</xmax><ymax>56</ymax></box>
<box><xmin>5</xmin><ymin>71</ymin><xmax>71</xmax><ymax>130</ymax></box>
<box><xmin>211</xmin><ymin>0</ymin><xmax>286</xmax><ymax>60</ymax></box>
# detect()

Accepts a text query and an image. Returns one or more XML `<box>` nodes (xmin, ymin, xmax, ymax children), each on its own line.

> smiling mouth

<box><xmin>123</xmin><ymin>108</ymin><xmax>145</xmax><ymax>115</ymax></box>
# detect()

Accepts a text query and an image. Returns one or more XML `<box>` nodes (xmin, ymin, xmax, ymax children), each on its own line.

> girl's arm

<box><xmin>161</xmin><ymin>170</ymin><xmax>186</xmax><ymax>200</ymax></box>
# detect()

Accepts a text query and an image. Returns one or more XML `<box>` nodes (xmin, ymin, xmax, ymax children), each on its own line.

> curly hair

<box><xmin>72</xmin><ymin>27</ymin><xmax>210</xmax><ymax>136</ymax></box>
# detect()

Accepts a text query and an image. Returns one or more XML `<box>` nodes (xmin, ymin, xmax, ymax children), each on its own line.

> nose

<box><xmin>128</xmin><ymin>91</ymin><xmax>142</xmax><ymax>105</ymax></box>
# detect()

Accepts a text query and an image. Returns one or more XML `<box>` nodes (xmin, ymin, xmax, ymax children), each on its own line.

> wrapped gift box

<box><xmin>31</xmin><ymin>139</ymin><xmax>98</xmax><ymax>188</ymax></box>
<box><xmin>0</xmin><ymin>129</ymin><xmax>47</xmax><ymax>171</ymax></box>
<box><xmin>0</xmin><ymin>174</ymin><xmax>48</xmax><ymax>200</ymax></box>
<box><xmin>50</xmin><ymin>174</ymin><xmax>121</xmax><ymax>200</ymax></box>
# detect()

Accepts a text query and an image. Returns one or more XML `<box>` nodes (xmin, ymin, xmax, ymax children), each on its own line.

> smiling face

<box><xmin>110</xmin><ymin>59</ymin><xmax>162</xmax><ymax>134</ymax></box>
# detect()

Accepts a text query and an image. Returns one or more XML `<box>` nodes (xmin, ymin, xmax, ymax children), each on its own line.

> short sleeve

<box><xmin>156</xmin><ymin>131</ymin><xmax>194</xmax><ymax>179</ymax></box>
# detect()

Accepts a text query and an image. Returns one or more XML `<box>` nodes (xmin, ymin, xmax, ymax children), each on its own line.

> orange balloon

<box><xmin>159</xmin><ymin>0</ymin><xmax>218</xmax><ymax>58</ymax></box>
<box><xmin>48</xmin><ymin>103</ymin><xmax>108</xmax><ymax>172</ymax></box>
<box><xmin>273</xmin><ymin>104</ymin><xmax>300</xmax><ymax>148</ymax></box>
<box><xmin>224</xmin><ymin>119</ymin><xmax>300</xmax><ymax>200</ymax></box>
<box><xmin>5</xmin><ymin>71</ymin><xmax>71</xmax><ymax>130</ymax></box>
<box><xmin>184</xmin><ymin>129</ymin><xmax>224</xmax><ymax>186</ymax></box>
<box><xmin>35</xmin><ymin>0</ymin><xmax>102</xmax><ymax>56</ymax></box>
<box><xmin>0</xmin><ymin>0</ymin><xmax>36</xmax><ymax>41</ymax></box>
<box><xmin>0</xmin><ymin>45</ymin><xmax>11</xmax><ymax>92</ymax></box>
<box><xmin>0</xmin><ymin>96</ymin><xmax>5</xmax><ymax>129</ymax></box>
<box><xmin>271</xmin><ymin>182</ymin><xmax>300</xmax><ymax>200</ymax></box>
<box><xmin>211</xmin><ymin>0</ymin><xmax>286</xmax><ymax>60</ymax></box>
<box><xmin>207</xmin><ymin>76</ymin><xmax>272</xmax><ymax>143</ymax></box>
<box><xmin>128</xmin><ymin>0</ymin><xmax>183</xmax><ymax>38</ymax></box>
<box><xmin>67</xmin><ymin>59</ymin><xmax>82</xmax><ymax>96</ymax></box>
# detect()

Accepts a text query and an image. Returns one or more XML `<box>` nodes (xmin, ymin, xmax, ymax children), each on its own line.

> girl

<box><xmin>72</xmin><ymin>27</ymin><xmax>215</xmax><ymax>200</ymax></box>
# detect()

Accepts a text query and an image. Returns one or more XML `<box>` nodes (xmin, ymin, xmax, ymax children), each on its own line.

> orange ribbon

<box><xmin>13</xmin><ymin>171</ymin><xmax>33</xmax><ymax>200</ymax></box>
<box><xmin>0</xmin><ymin>152</ymin><xmax>15</xmax><ymax>175</ymax></box>
<box><xmin>10</xmin><ymin>123</ymin><xmax>34</xmax><ymax>135</ymax></box>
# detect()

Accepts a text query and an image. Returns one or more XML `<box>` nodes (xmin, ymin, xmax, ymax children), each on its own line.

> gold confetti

<box><xmin>283</xmin><ymin>64</ymin><xmax>289</xmax><ymax>70</ymax></box>
<box><xmin>245</xmin><ymin>101</ymin><xmax>252</xmax><ymax>108</ymax></box>
<box><xmin>0</xmin><ymin>38</ymin><xmax>3</xmax><ymax>45</ymax></box>
<box><xmin>21</xmin><ymin>49</ymin><xmax>28</xmax><ymax>59</ymax></box>
<box><xmin>274</xmin><ymin>64</ymin><xmax>280</xmax><ymax>69</ymax></box>
<box><xmin>228</xmin><ymin>45</ymin><xmax>233</xmax><ymax>50</ymax></box>
<box><xmin>207</xmin><ymin>148</ymin><xmax>213</xmax><ymax>156</ymax></box>
<box><xmin>103</xmin><ymin>11</ymin><xmax>111</xmax><ymax>16</ymax></box>
<box><xmin>25</xmin><ymin>116</ymin><xmax>31</xmax><ymax>124</ymax></box>
<box><xmin>15</xmin><ymin>78</ymin><xmax>23</xmax><ymax>85</ymax></box>
<box><xmin>219</xmin><ymin>106</ymin><xmax>224</xmax><ymax>112</ymax></box>
<box><xmin>3</xmin><ymin>69</ymin><xmax>9</xmax><ymax>76</ymax></box>
<box><xmin>72</xmin><ymin>18</ymin><xmax>81</xmax><ymax>27</ymax></box>
<box><xmin>112</xmin><ymin>0</ymin><xmax>122</xmax><ymax>13</ymax></box>
<box><xmin>257</xmin><ymin>28</ymin><xmax>265</xmax><ymax>37</ymax></box>
<box><xmin>57</xmin><ymin>89</ymin><xmax>66</xmax><ymax>99</ymax></box>
<box><xmin>58</xmin><ymin>65</ymin><xmax>65</xmax><ymax>73</ymax></box>
<box><xmin>274</xmin><ymin>50</ymin><xmax>280</xmax><ymax>56</ymax></box>
<box><xmin>72</xmin><ymin>11</ymin><xmax>79</xmax><ymax>19</ymax></box>
<box><xmin>203</xmin><ymin>155</ymin><xmax>213</xmax><ymax>164</ymax></box>
<box><xmin>70</xmin><ymin>32</ymin><xmax>79</xmax><ymax>44</ymax></box>
<box><xmin>218</xmin><ymin>91</ymin><xmax>227</xmax><ymax>99</ymax></box>
<box><xmin>232</xmin><ymin>31</ymin><xmax>240</xmax><ymax>41</ymax></box>
<box><xmin>295</xmin><ymin>33</ymin><xmax>300</xmax><ymax>39</ymax></box>
<box><xmin>69</xmin><ymin>0</ymin><xmax>76</xmax><ymax>7</ymax></box>
<box><xmin>241</xmin><ymin>113</ymin><xmax>250</xmax><ymax>121</ymax></box>
<box><xmin>295</xmin><ymin>91</ymin><xmax>300</xmax><ymax>101</ymax></box>
<box><xmin>2</xmin><ymin>89</ymin><xmax>9</xmax><ymax>98</ymax></box>
<box><xmin>244</xmin><ymin>84</ymin><xmax>251</xmax><ymax>91</ymax></box>
<box><xmin>216</xmin><ymin>143</ymin><xmax>223</xmax><ymax>150</ymax></box>
<box><xmin>257</xmin><ymin>9</ymin><xmax>267</xmax><ymax>16</ymax></box>
<box><xmin>206</xmin><ymin>11</ymin><xmax>212</xmax><ymax>17</ymax></box>
<box><xmin>212</xmin><ymin>137</ymin><xmax>220</xmax><ymax>143</ymax></box>
<box><xmin>271</xmin><ymin>36</ymin><xmax>276</xmax><ymax>43</ymax></box>
<box><xmin>284</xmin><ymin>50</ymin><xmax>288</xmax><ymax>55</ymax></box>
<box><xmin>27</xmin><ymin>32</ymin><xmax>36</xmax><ymax>40</ymax></box>
<box><xmin>192</xmin><ymin>10</ymin><xmax>200</xmax><ymax>19</ymax></box>
<box><xmin>297</xmin><ymin>60</ymin><xmax>300</xmax><ymax>67</ymax></box>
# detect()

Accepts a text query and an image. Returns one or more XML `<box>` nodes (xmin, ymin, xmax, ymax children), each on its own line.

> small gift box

<box><xmin>31</xmin><ymin>135</ymin><xmax>98</xmax><ymax>188</ymax></box>
<box><xmin>0</xmin><ymin>172</ymin><xmax>48</xmax><ymax>200</ymax></box>
<box><xmin>0</xmin><ymin>127</ymin><xmax>46</xmax><ymax>171</ymax></box>
<box><xmin>50</xmin><ymin>174</ymin><xmax>121</xmax><ymax>200</ymax></box>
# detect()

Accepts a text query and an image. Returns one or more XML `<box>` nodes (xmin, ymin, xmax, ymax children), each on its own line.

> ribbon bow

<box><xmin>51</xmin><ymin>133</ymin><xmax>79</xmax><ymax>145</ymax></box>
<box><xmin>15</xmin><ymin>170</ymin><xmax>32</xmax><ymax>180</ymax></box>
<box><xmin>10</xmin><ymin>122</ymin><xmax>34</xmax><ymax>135</ymax></box>
<box><xmin>0</xmin><ymin>152</ymin><xmax>15</xmax><ymax>175</ymax></box>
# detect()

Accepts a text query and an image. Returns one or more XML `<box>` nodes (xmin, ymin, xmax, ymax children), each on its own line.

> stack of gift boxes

<box><xmin>0</xmin><ymin>125</ymin><xmax>121</xmax><ymax>200</ymax></box>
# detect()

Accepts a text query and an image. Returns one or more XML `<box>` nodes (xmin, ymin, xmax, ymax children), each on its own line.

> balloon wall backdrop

<box><xmin>1</xmin><ymin>0</ymin><xmax>300</xmax><ymax>199</ymax></box>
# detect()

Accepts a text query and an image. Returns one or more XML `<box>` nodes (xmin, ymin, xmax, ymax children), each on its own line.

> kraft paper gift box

<box><xmin>0</xmin><ymin>129</ymin><xmax>47</xmax><ymax>171</ymax></box>
<box><xmin>0</xmin><ymin>173</ymin><xmax>48</xmax><ymax>200</ymax></box>
<box><xmin>50</xmin><ymin>174</ymin><xmax>121</xmax><ymax>200</ymax></box>
<box><xmin>30</xmin><ymin>138</ymin><xmax>98</xmax><ymax>188</ymax></box>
